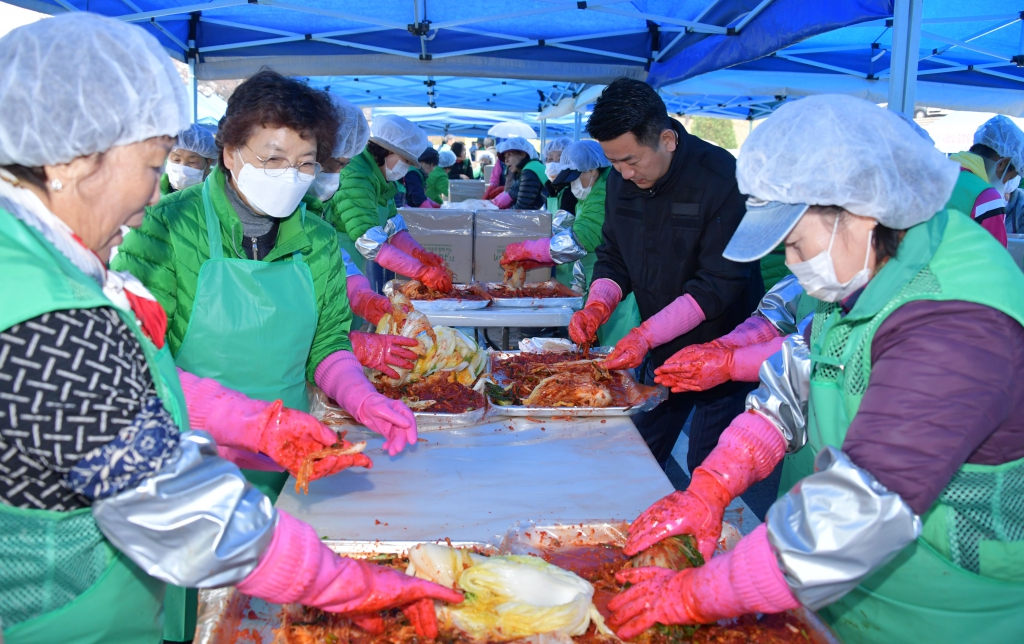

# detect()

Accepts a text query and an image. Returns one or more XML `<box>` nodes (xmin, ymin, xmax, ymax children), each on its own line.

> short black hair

<box><xmin>419</xmin><ymin>147</ymin><xmax>440</xmax><ymax>165</ymax></box>
<box><xmin>451</xmin><ymin>141</ymin><xmax>465</xmax><ymax>157</ymax></box>
<box><xmin>970</xmin><ymin>143</ymin><xmax>1000</xmax><ymax>162</ymax></box>
<box><xmin>587</xmin><ymin>77</ymin><xmax>673</xmax><ymax>148</ymax></box>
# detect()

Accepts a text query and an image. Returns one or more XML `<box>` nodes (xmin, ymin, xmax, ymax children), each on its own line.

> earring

<box><xmin>49</xmin><ymin>178</ymin><xmax>63</xmax><ymax>192</ymax></box>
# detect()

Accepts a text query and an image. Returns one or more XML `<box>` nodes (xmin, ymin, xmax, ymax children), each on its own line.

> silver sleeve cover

<box><xmin>746</xmin><ymin>331</ymin><xmax>811</xmax><ymax>453</ymax></box>
<box><xmin>571</xmin><ymin>260</ymin><xmax>587</xmax><ymax>294</ymax></box>
<box><xmin>355</xmin><ymin>226</ymin><xmax>389</xmax><ymax>261</ymax></box>
<box><xmin>383</xmin><ymin>213</ymin><xmax>408</xmax><ymax>238</ymax></box>
<box><xmin>549</xmin><ymin>228</ymin><xmax>587</xmax><ymax>265</ymax></box>
<box><xmin>766</xmin><ymin>446</ymin><xmax>922</xmax><ymax>610</ymax></box>
<box><xmin>754</xmin><ymin>275</ymin><xmax>804</xmax><ymax>335</ymax></box>
<box><xmin>341</xmin><ymin>248</ymin><xmax>363</xmax><ymax>278</ymax></box>
<box><xmin>551</xmin><ymin>209</ymin><xmax>575</xmax><ymax>233</ymax></box>
<box><xmin>91</xmin><ymin>431</ymin><xmax>278</xmax><ymax>588</ymax></box>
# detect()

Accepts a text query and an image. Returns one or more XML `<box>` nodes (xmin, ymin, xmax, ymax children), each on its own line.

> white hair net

<box><xmin>175</xmin><ymin>124</ymin><xmax>219</xmax><ymax>160</ymax></box>
<box><xmin>369</xmin><ymin>114</ymin><xmax>429</xmax><ymax>167</ymax></box>
<box><xmin>332</xmin><ymin>96</ymin><xmax>369</xmax><ymax>159</ymax></box>
<box><xmin>974</xmin><ymin>115</ymin><xmax>1024</xmax><ymax>172</ymax></box>
<box><xmin>737</xmin><ymin>94</ymin><xmax>959</xmax><ymax>230</ymax></box>
<box><xmin>892</xmin><ymin>111</ymin><xmax>934</xmax><ymax>145</ymax></box>
<box><xmin>542</xmin><ymin>137</ymin><xmax>573</xmax><ymax>158</ymax></box>
<box><xmin>497</xmin><ymin>137</ymin><xmax>537</xmax><ymax>159</ymax></box>
<box><xmin>562</xmin><ymin>140</ymin><xmax>609</xmax><ymax>172</ymax></box>
<box><xmin>0</xmin><ymin>13</ymin><xmax>189</xmax><ymax>167</ymax></box>
<box><xmin>438</xmin><ymin>150</ymin><xmax>456</xmax><ymax>168</ymax></box>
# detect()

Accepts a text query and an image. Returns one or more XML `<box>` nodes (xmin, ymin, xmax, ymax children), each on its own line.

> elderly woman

<box><xmin>161</xmin><ymin>123</ymin><xmax>219</xmax><ymax>195</ymax></box>
<box><xmin>0</xmin><ymin>14</ymin><xmax>461</xmax><ymax>644</ymax></box>
<box><xmin>608</xmin><ymin>95</ymin><xmax>1024</xmax><ymax>644</ymax></box>
<box><xmin>334</xmin><ymin>114</ymin><xmax>452</xmax><ymax>292</ymax></box>
<box><xmin>113</xmin><ymin>70</ymin><xmax>419</xmax><ymax>488</ymax></box>
<box><xmin>491</xmin><ymin>137</ymin><xmax>546</xmax><ymax>210</ymax></box>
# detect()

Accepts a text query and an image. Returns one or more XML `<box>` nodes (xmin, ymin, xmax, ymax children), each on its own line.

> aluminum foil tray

<box><xmin>311</xmin><ymin>385</ymin><xmax>489</xmax><ymax>431</ymax></box>
<box><xmin>486</xmin><ymin>350</ymin><xmax>667</xmax><ymax>418</ymax></box>
<box><xmin>484</xmin><ymin>282</ymin><xmax>583</xmax><ymax>309</ymax></box>
<box><xmin>384</xmin><ymin>280</ymin><xmax>491</xmax><ymax>312</ymax></box>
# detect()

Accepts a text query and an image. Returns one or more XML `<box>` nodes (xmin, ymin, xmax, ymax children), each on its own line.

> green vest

<box><xmin>159</xmin><ymin>173</ymin><xmax>173</xmax><ymax>196</ymax></box>
<box><xmin>787</xmin><ymin>209</ymin><xmax>1024</xmax><ymax>643</ymax></box>
<box><xmin>0</xmin><ymin>207</ymin><xmax>191</xmax><ymax>643</ymax></box>
<box><xmin>522</xmin><ymin>159</ymin><xmax>548</xmax><ymax>196</ymax></box>
<box><xmin>759</xmin><ymin>244</ymin><xmax>791</xmax><ymax>291</ymax></box>
<box><xmin>946</xmin><ymin>168</ymin><xmax>992</xmax><ymax>223</ymax></box>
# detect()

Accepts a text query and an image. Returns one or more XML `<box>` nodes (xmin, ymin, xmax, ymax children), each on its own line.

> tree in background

<box><xmin>690</xmin><ymin>116</ymin><xmax>738</xmax><ymax>149</ymax></box>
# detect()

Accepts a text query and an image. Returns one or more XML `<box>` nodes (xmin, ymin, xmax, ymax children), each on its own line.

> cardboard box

<box><xmin>398</xmin><ymin>208</ymin><xmax>474</xmax><ymax>284</ymax></box>
<box><xmin>448</xmin><ymin>180</ymin><xmax>487</xmax><ymax>202</ymax></box>
<box><xmin>473</xmin><ymin>209</ymin><xmax>552</xmax><ymax>283</ymax></box>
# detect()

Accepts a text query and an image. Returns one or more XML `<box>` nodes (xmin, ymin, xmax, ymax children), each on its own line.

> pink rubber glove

<box><xmin>376</xmin><ymin>243</ymin><xmax>452</xmax><ymax>293</ymax></box>
<box><xmin>350</xmin><ymin>330</ymin><xmax>419</xmax><ymax>380</ymax></box>
<box><xmin>715</xmin><ymin>315</ymin><xmax>783</xmax><ymax>350</ymax></box>
<box><xmin>315</xmin><ymin>351</ymin><xmax>417</xmax><ymax>456</ymax></box>
<box><xmin>178</xmin><ymin>369</ymin><xmax>372</xmax><ymax>480</ymax></box>
<box><xmin>625</xmin><ymin>411</ymin><xmax>786</xmax><ymax>560</ymax></box>
<box><xmin>568</xmin><ymin>278</ymin><xmax>622</xmax><ymax>347</ymax></box>
<box><xmin>601</xmin><ymin>294</ymin><xmax>704</xmax><ymax>370</ymax></box>
<box><xmin>238</xmin><ymin>511</ymin><xmax>464</xmax><ymax>638</ymax></box>
<box><xmin>491</xmin><ymin>191</ymin><xmax>514</xmax><ymax>209</ymax></box>
<box><xmin>422</xmin><ymin>198</ymin><xmax>442</xmax><ymax>209</ymax></box>
<box><xmin>500</xmin><ymin>238</ymin><xmax>554</xmax><ymax>271</ymax></box>
<box><xmin>347</xmin><ymin>274</ymin><xmax>392</xmax><ymax>326</ymax></box>
<box><xmin>654</xmin><ymin>335</ymin><xmax>787</xmax><ymax>392</ymax></box>
<box><xmin>390</xmin><ymin>230</ymin><xmax>446</xmax><ymax>268</ymax></box>
<box><xmin>608</xmin><ymin>524</ymin><xmax>799</xmax><ymax>638</ymax></box>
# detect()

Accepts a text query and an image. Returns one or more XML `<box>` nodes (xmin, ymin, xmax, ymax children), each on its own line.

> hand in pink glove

<box><xmin>315</xmin><ymin>351</ymin><xmax>417</xmax><ymax>456</ymax></box>
<box><xmin>238</xmin><ymin>512</ymin><xmax>464</xmax><ymax>638</ymax></box>
<box><xmin>390</xmin><ymin>230</ymin><xmax>447</xmax><ymax>268</ymax></box>
<box><xmin>491</xmin><ymin>191</ymin><xmax>514</xmax><ymax>209</ymax></box>
<box><xmin>653</xmin><ymin>336</ymin><xmax>786</xmax><ymax>392</ymax></box>
<box><xmin>500</xmin><ymin>238</ymin><xmax>554</xmax><ymax>271</ymax></box>
<box><xmin>376</xmin><ymin>243</ymin><xmax>453</xmax><ymax>294</ymax></box>
<box><xmin>714</xmin><ymin>315</ymin><xmax>783</xmax><ymax>350</ymax></box>
<box><xmin>351</xmin><ymin>330</ymin><xmax>419</xmax><ymax>379</ymax></box>
<box><xmin>178</xmin><ymin>370</ymin><xmax>372</xmax><ymax>481</ymax></box>
<box><xmin>625</xmin><ymin>412</ymin><xmax>786</xmax><ymax>560</ymax></box>
<box><xmin>568</xmin><ymin>278</ymin><xmax>622</xmax><ymax>346</ymax></box>
<box><xmin>601</xmin><ymin>294</ymin><xmax>705</xmax><ymax>371</ymax></box>
<box><xmin>608</xmin><ymin>525</ymin><xmax>799</xmax><ymax>639</ymax></box>
<box><xmin>347</xmin><ymin>274</ymin><xmax>392</xmax><ymax>326</ymax></box>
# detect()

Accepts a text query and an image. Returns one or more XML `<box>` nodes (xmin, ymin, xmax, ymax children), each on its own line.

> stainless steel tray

<box><xmin>385</xmin><ymin>280</ymin><xmax>492</xmax><ymax>312</ymax></box>
<box><xmin>484</xmin><ymin>282</ymin><xmax>583</xmax><ymax>309</ymax></box>
<box><xmin>486</xmin><ymin>350</ymin><xmax>667</xmax><ymax>418</ymax></box>
<box><xmin>195</xmin><ymin>539</ymin><xmax>495</xmax><ymax>644</ymax></box>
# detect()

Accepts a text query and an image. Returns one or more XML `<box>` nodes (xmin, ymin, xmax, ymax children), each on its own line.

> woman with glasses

<box><xmin>113</xmin><ymin>70</ymin><xmax>418</xmax><ymax>500</ymax></box>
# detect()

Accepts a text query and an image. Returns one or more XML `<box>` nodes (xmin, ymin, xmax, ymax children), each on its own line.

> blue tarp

<box><xmin>370</xmin><ymin>106</ymin><xmax>577</xmax><ymax>137</ymax></box>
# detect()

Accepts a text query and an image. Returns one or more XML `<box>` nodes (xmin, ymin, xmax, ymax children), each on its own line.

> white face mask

<box><xmin>545</xmin><ymin>162</ymin><xmax>564</xmax><ymax>181</ymax></box>
<box><xmin>308</xmin><ymin>172</ymin><xmax>340</xmax><ymax>202</ymax></box>
<box><xmin>233</xmin><ymin>153</ymin><xmax>312</xmax><ymax>219</ymax></box>
<box><xmin>1004</xmin><ymin>174</ymin><xmax>1021</xmax><ymax>195</ymax></box>
<box><xmin>787</xmin><ymin>217</ymin><xmax>873</xmax><ymax>303</ymax></box>
<box><xmin>166</xmin><ymin>162</ymin><xmax>204</xmax><ymax>191</ymax></box>
<box><xmin>385</xmin><ymin>157</ymin><xmax>411</xmax><ymax>182</ymax></box>
<box><xmin>571</xmin><ymin>177</ymin><xmax>592</xmax><ymax>201</ymax></box>
<box><xmin>985</xmin><ymin>157</ymin><xmax>1014</xmax><ymax>195</ymax></box>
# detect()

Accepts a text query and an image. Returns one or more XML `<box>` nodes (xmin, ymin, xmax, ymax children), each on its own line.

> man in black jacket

<box><xmin>569</xmin><ymin>78</ymin><xmax>763</xmax><ymax>472</ymax></box>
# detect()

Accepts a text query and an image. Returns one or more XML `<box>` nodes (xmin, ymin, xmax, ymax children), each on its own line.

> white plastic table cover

<box><xmin>275</xmin><ymin>417</ymin><xmax>674</xmax><ymax>543</ymax></box>
<box><xmin>422</xmin><ymin>306</ymin><xmax>575</xmax><ymax>328</ymax></box>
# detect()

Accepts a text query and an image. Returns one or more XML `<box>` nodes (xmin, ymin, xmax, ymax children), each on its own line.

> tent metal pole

<box><xmin>188</xmin><ymin>12</ymin><xmax>199</xmax><ymax>124</ymax></box>
<box><xmin>887</xmin><ymin>0</ymin><xmax>923</xmax><ymax>117</ymax></box>
<box><xmin>573</xmin><ymin>112</ymin><xmax>582</xmax><ymax>141</ymax></box>
<box><xmin>540</xmin><ymin>120</ymin><xmax>547</xmax><ymax>157</ymax></box>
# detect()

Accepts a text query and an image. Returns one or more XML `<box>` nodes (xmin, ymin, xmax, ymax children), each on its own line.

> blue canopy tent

<box><xmin>368</xmin><ymin>106</ymin><xmax>576</xmax><ymax>137</ymax></box>
<box><xmin>657</xmin><ymin>1</ymin><xmax>1024</xmax><ymax>118</ymax></box>
<box><xmin>3</xmin><ymin>0</ymin><xmax>892</xmax><ymax>122</ymax></box>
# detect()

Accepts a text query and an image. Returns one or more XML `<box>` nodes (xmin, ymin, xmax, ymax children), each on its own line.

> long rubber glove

<box><xmin>315</xmin><ymin>351</ymin><xmax>417</xmax><ymax>456</ymax></box>
<box><xmin>499</xmin><ymin>238</ymin><xmax>554</xmax><ymax>271</ymax></box>
<box><xmin>713</xmin><ymin>315</ymin><xmax>783</xmax><ymax>350</ymax></box>
<box><xmin>347</xmin><ymin>274</ymin><xmax>392</xmax><ymax>326</ymax></box>
<box><xmin>376</xmin><ymin>243</ymin><xmax>452</xmax><ymax>293</ymax></box>
<box><xmin>178</xmin><ymin>369</ymin><xmax>372</xmax><ymax>480</ymax></box>
<box><xmin>625</xmin><ymin>411</ymin><xmax>786</xmax><ymax>560</ymax></box>
<box><xmin>390</xmin><ymin>230</ymin><xmax>446</xmax><ymax>268</ymax></box>
<box><xmin>237</xmin><ymin>511</ymin><xmax>464</xmax><ymax>638</ymax></box>
<box><xmin>491</xmin><ymin>191</ymin><xmax>514</xmax><ymax>209</ymax></box>
<box><xmin>608</xmin><ymin>524</ymin><xmax>799</xmax><ymax>638</ymax></box>
<box><xmin>601</xmin><ymin>294</ymin><xmax>705</xmax><ymax>370</ymax></box>
<box><xmin>654</xmin><ymin>335</ymin><xmax>787</xmax><ymax>393</ymax></box>
<box><xmin>568</xmin><ymin>278</ymin><xmax>622</xmax><ymax>346</ymax></box>
<box><xmin>351</xmin><ymin>330</ymin><xmax>419</xmax><ymax>380</ymax></box>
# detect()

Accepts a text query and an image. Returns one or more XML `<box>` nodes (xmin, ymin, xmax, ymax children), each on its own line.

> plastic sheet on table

<box><xmin>442</xmin><ymin>198</ymin><xmax>496</xmax><ymax>210</ymax></box>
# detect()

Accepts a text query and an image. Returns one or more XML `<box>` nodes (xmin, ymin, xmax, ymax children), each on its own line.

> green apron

<box><xmin>780</xmin><ymin>209</ymin><xmax>1024</xmax><ymax>644</ymax></box>
<box><xmin>174</xmin><ymin>176</ymin><xmax>319</xmax><ymax>499</ymax></box>
<box><xmin>0</xmin><ymin>207</ymin><xmax>190</xmax><ymax>643</ymax></box>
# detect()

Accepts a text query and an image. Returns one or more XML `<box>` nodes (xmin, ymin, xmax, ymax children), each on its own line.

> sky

<box><xmin>0</xmin><ymin>4</ymin><xmax>45</xmax><ymax>37</ymax></box>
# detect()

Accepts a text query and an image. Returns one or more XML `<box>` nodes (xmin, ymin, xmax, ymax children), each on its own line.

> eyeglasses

<box><xmin>244</xmin><ymin>144</ymin><xmax>321</xmax><ymax>181</ymax></box>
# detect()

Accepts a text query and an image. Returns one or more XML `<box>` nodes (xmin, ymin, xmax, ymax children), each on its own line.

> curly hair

<box><xmin>216</xmin><ymin>69</ymin><xmax>339</xmax><ymax>166</ymax></box>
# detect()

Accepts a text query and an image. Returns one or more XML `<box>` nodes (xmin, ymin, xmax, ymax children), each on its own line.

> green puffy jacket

<box><xmin>159</xmin><ymin>173</ymin><xmax>173</xmax><ymax>196</ymax></box>
<box><xmin>759</xmin><ymin>244</ymin><xmax>791</xmax><ymax>291</ymax></box>
<box><xmin>112</xmin><ymin>167</ymin><xmax>352</xmax><ymax>383</ymax></box>
<box><xmin>572</xmin><ymin>167</ymin><xmax>610</xmax><ymax>253</ymax></box>
<box><xmin>333</xmin><ymin>147</ymin><xmax>397</xmax><ymax>243</ymax></box>
<box><xmin>426</xmin><ymin>166</ymin><xmax>450</xmax><ymax>203</ymax></box>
